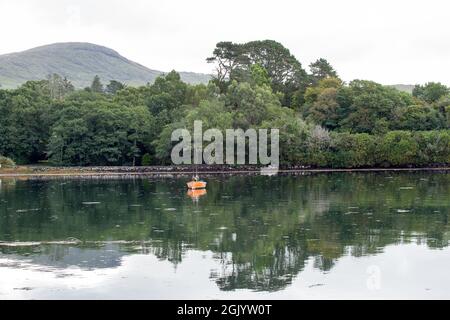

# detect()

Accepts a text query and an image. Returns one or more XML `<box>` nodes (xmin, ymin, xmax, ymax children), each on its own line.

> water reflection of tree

<box><xmin>0</xmin><ymin>173</ymin><xmax>449</xmax><ymax>292</ymax></box>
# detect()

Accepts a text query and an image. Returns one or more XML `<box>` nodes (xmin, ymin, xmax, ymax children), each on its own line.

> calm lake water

<box><xmin>0</xmin><ymin>172</ymin><xmax>449</xmax><ymax>299</ymax></box>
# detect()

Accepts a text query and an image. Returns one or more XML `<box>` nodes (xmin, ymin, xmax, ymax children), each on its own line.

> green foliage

<box><xmin>186</xmin><ymin>99</ymin><xmax>233</xmax><ymax>130</ymax></box>
<box><xmin>206</xmin><ymin>41</ymin><xmax>246</xmax><ymax>92</ymax></box>
<box><xmin>141</xmin><ymin>153</ymin><xmax>152</xmax><ymax>166</ymax></box>
<box><xmin>106</xmin><ymin>80</ymin><xmax>126</xmax><ymax>94</ymax></box>
<box><xmin>413</xmin><ymin>82</ymin><xmax>449</xmax><ymax>103</ymax></box>
<box><xmin>338</xmin><ymin>80</ymin><xmax>414</xmax><ymax>133</ymax></box>
<box><xmin>184</xmin><ymin>83</ymin><xmax>219</xmax><ymax>107</ymax></box>
<box><xmin>261</xmin><ymin>107</ymin><xmax>310</xmax><ymax>164</ymax></box>
<box><xmin>250</xmin><ymin>64</ymin><xmax>271</xmax><ymax>87</ymax></box>
<box><xmin>330</xmin><ymin>132</ymin><xmax>377</xmax><ymax>168</ymax></box>
<box><xmin>392</xmin><ymin>105</ymin><xmax>446</xmax><ymax>131</ymax></box>
<box><xmin>207</xmin><ymin>40</ymin><xmax>308</xmax><ymax>106</ymax></box>
<box><xmin>113</xmin><ymin>86</ymin><xmax>147</xmax><ymax>107</ymax></box>
<box><xmin>226</xmin><ymin>82</ymin><xmax>281</xmax><ymax>128</ymax></box>
<box><xmin>303</xmin><ymin>78</ymin><xmax>448</xmax><ymax>134</ymax></box>
<box><xmin>0</xmin><ymin>41</ymin><xmax>449</xmax><ymax>169</ymax></box>
<box><xmin>0</xmin><ymin>155</ymin><xmax>15</xmax><ymax>167</ymax></box>
<box><xmin>90</xmin><ymin>75</ymin><xmax>104</xmax><ymax>93</ymax></box>
<box><xmin>307</xmin><ymin>88</ymin><xmax>340</xmax><ymax>129</ymax></box>
<box><xmin>413</xmin><ymin>130</ymin><xmax>450</xmax><ymax>165</ymax></box>
<box><xmin>147</xmin><ymin>70</ymin><xmax>187</xmax><ymax>115</ymax></box>
<box><xmin>309</xmin><ymin>58</ymin><xmax>339</xmax><ymax>85</ymax></box>
<box><xmin>304</xmin><ymin>77</ymin><xmax>343</xmax><ymax>104</ymax></box>
<box><xmin>302</xmin><ymin>78</ymin><xmax>343</xmax><ymax>129</ymax></box>
<box><xmin>305</xmin><ymin>126</ymin><xmax>332</xmax><ymax>166</ymax></box>
<box><xmin>47</xmin><ymin>97</ymin><xmax>154</xmax><ymax>166</ymax></box>
<box><xmin>243</xmin><ymin>40</ymin><xmax>308</xmax><ymax>100</ymax></box>
<box><xmin>47</xmin><ymin>73</ymin><xmax>74</xmax><ymax>100</ymax></box>
<box><xmin>447</xmin><ymin>106</ymin><xmax>450</xmax><ymax>128</ymax></box>
<box><xmin>377</xmin><ymin>131</ymin><xmax>419</xmax><ymax>166</ymax></box>
<box><xmin>152</xmin><ymin>120</ymin><xmax>185</xmax><ymax>164</ymax></box>
<box><xmin>0</xmin><ymin>81</ymin><xmax>53</xmax><ymax>164</ymax></box>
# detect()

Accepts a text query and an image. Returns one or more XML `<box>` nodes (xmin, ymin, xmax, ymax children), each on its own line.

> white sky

<box><xmin>0</xmin><ymin>0</ymin><xmax>449</xmax><ymax>85</ymax></box>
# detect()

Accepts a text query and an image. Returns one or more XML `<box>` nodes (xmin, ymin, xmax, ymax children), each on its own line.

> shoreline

<box><xmin>1</xmin><ymin>165</ymin><xmax>449</xmax><ymax>178</ymax></box>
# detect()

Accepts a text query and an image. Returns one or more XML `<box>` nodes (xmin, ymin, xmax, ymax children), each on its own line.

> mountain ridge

<box><xmin>389</xmin><ymin>84</ymin><xmax>415</xmax><ymax>94</ymax></box>
<box><xmin>0</xmin><ymin>42</ymin><xmax>211</xmax><ymax>89</ymax></box>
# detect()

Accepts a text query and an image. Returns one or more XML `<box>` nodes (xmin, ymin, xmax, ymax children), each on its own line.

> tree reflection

<box><xmin>0</xmin><ymin>172</ymin><xmax>449</xmax><ymax>292</ymax></box>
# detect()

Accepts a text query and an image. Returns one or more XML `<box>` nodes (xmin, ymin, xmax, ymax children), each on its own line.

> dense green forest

<box><xmin>0</xmin><ymin>40</ymin><xmax>449</xmax><ymax>168</ymax></box>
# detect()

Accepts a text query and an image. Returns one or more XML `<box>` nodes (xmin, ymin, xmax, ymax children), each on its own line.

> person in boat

<box><xmin>193</xmin><ymin>175</ymin><xmax>199</xmax><ymax>181</ymax></box>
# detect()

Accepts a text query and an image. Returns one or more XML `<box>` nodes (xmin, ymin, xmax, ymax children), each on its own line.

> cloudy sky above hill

<box><xmin>1</xmin><ymin>0</ymin><xmax>449</xmax><ymax>85</ymax></box>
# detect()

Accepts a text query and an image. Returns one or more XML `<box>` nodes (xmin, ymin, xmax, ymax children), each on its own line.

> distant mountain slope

<box><xmin>0</xmin><ymin>42</ymin><xmax>211</xmax><ymax>89</ymax></box>
<box><xmin>389</xmin><ymin>84</ymin><xmax>415</xmax><ymax>94</ymax></box>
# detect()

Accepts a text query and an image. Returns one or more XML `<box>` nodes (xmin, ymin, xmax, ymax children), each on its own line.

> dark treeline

<box><xmin>0</xmin><ymin>40</ymin><xmax>449</xmax><ymax>167</ymax></box>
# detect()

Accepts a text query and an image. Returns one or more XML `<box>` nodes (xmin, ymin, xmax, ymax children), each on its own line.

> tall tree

<box><xmin>250</xmin><ymin>63</ymin><xmax>271</xmax><ymax>87</ymax></box>
<box><xmin>106</xmin><ymin>80</ymin><xmax>126</xmax><ymax>95</ymax></box>
<box><xmin>48</xmin><ymin>101</ymin><xmax>154</xmax><ymax>166</ymax></box>
<box><xmin>242</xmin><ymin>40</ymin><xmax>308</xmax><ymax>106</ymax></box>
<box><xmin>338</xmin><ymin>80</ymin><xmax>413</xmax><ymax>133</ymax></box>
<box><xmin>0</xmin><ymin>81</ymin><xmax>53</xmax><ymax>163</ymax></box>
<box><xmin>309</xmin><ymin>58</ymin><xmax>338</xmax><ymax>85</ymax></box>
<box><xmin>308</xmin><ymin>88</ymin><xmax>340</xmax><ymax>130</ymax></box>
<box><xmin>47</xmin><ymin>74</ymin><xmax>74</xmax><ymax>100</ymax></box>
<box><xmin>207</xmin><ymin>41</ymin><xmax>247</xmax><ymax>91</ymax></box>
<box><xmin>147</xmin><ymin>71</ymin><xmax>187</xmax><ymax>115</ymax></box>
<box><xmin>90</xmin><ymin>75</ymin><xmax>104</xmax><ymax>93</ymax></box>
<box><xmin>207</xmin><ymin>40</ymin><xmax>308</xmax><ymax>106</ymax></box>
<box><xmin>413</xmin><ymin>82</ymin><xmax>449</xmax><ymax>103</ymax></box>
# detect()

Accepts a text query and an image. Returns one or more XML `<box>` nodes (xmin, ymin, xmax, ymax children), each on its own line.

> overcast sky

<box><xmin>1</xmin><ymin>0</ymin><xmax>449</xmax><ymax>85</ymax></box>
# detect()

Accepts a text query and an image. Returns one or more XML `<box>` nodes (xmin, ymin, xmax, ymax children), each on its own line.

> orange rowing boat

<box><xmin>187</xmin><ymin>180</ymin><xmax>207</xmax><ymax>189</ymax></box>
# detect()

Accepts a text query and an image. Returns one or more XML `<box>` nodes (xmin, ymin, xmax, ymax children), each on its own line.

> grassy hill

<box><xmin>0</xmin><ymin>42</ymin><xmax>211</xmax><ymax>89</ymax></box>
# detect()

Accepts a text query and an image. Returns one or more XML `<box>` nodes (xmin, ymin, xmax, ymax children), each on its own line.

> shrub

<box><xmin>301</xmin><ymin>130</ymin><xmax>450</xmax><ymax>168</ymax></box>
<box><xmin>304</xmin><ymin>126</ymin><xmax>332</xmax><ymax>167</ymax></box>
<box><xmin>377</xmin><ymin>131</ymin><xmax>419</xmax><ymax>166</ymax></box>
<box><xmin>0</xmin><ymin>155</ymin><xmax>16</xmax><ymax>168</ymax></box>
<box><xmin>330</xmin><ymin>132</ymin><xmax>377</xmax><ymax>168</ymax></box>
<box><xmin>141</xmin><ymin>153</ymin><xmax>152</xmax><ymax>166</ymax></box>
<box><xmin>414</xmin><ymin>131</ymin><xmax>450</xmax><ymax>165</ymax></box>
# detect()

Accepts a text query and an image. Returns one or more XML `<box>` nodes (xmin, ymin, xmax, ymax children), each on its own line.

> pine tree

<box><xmin>90</xmin><ymin>75</ymin><xmax>104</xmax><ymax>93</ymax></box>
